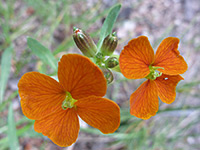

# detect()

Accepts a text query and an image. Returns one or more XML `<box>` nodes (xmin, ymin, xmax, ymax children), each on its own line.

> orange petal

<box><xmin>76</xmin><ymin>96</ymin><xmax>120</xmax><ymax>134</ymax></box>
<box><xmin>58</xmin><ymin>54</ymin><xmax>107</xmax><ymax>99</ymax></box>
<box><xmin>34</xmin><ymin>108</ymin><xmax>79</xmax><ymax>147</ymax></box>
<box><xmin>130</xmin><ymin>80</ymin><xmax>158</xmax><ymax>119</ymax></box>
<box><xmin>18</xmin><ymin>72</ymin><xmax>66</xmax><ymax>120</ymax></box>
<box><xmin>154</xmin><ymin>37</ymin><xmax>188</xmax><ymax>75</ymax></box>
<box><xmin>155</xmin><ymin>74</ymin><xmax>183</xmax><ymax>104</ymax></box>
<box><xmin>119</xmin><ymin>36</ymin><xmax>154</xmax><ymax>79</ymax></box>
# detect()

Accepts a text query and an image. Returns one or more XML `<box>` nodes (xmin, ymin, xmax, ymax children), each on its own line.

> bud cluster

<box><xmin>73</xmin><ymin>27</ymin><xmax>119</xmax><ymax>84</ymax></box>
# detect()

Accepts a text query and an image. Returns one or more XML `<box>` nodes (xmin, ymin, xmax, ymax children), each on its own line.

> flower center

<box><xmin>146</xmin><ymin>65</ymin><xmax>164</xmax><ymax>80</ymax></box>
<box><xmin>62</xmin><ymin>92</ymin><xmax>77</xmax><ymax>110</ymax></box>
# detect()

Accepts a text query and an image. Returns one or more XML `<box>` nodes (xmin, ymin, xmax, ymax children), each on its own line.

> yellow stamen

<box><xmin>62</xmin><ymin>92</ymin><xmax>77</xmax><ymax>110</ymax></box>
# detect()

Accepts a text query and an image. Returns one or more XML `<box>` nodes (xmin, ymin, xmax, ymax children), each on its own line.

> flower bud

<box><xmin>105</xmin><ymin>57</ymin><xmax>119</xmax><ymax>68</ymax></box>
<box><xmin>73</xmin><ymin>27</ymin><xmax>97</xmax><ymax>57</ymax></box>
<box><xmin>100</xmin><ymin>67</ymin><xmax>114</xmax><ymax>84</ymax></box>
<box><xmin>100</xmin><ymin>32</ymin><xmax>118</xmax><ymax>56</ymax></box>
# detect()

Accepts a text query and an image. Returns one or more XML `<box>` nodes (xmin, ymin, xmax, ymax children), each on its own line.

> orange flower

<box><xmin>119</xmin><ymin>36</ymin><xmax>187</xmax><ymax>119</ymax></box>
<box><xmin>18</xmin><ymin>54</ymin><xmax>120</xmax><ymax>147</ymax></box>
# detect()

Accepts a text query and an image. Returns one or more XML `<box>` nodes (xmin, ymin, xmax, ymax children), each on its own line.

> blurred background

<box><xmin>0</xmin><ymin>0</ymin><xmax>200</xmax><ymax>150</ymax></box>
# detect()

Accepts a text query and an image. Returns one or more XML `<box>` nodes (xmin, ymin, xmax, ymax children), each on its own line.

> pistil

<box><xmin>146</xmin><ymin>65</ymin><xmax>164</xmax><ymax>80</ymax></box>
<box><xmin>62</xmin><ymin>92</ymin><xmax>77</xmax><ymax>110</ymax></box>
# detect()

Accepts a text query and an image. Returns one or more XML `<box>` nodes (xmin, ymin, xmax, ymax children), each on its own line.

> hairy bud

<box><xmin>73</xmin><ymin>27</ymin><xmax>97</xmax><ymax>57</ymax></box>
<box><xmin>105</xmin><ymin>57</ymin><xmax>119</xmax><ymax>68</ymax></box>
<box><xmin>100</xmin><ymin>32</ymin><xmax>118</xmax><ymax>56</ymax></box>
<box><xmin>100</xmin><ymin>67</ymin><xmax>114</xmax><ymax>84</ymax></box>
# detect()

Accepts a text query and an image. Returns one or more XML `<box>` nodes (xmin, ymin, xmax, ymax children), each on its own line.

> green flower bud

<box><xmin>100</xmin><ymin>67</ymin><xmax>114</xmax><ymax>84</ymax></box>
<box><xmin>105</xmin><ymin>57</ymin><xmax>119</xmax><ymax>68</ymax></box>
<box><xmin>100</xmin><ymin>32</ymin><xmax>118</xmax><ymax>56</ymax></box>
<box><xmin>95</xmin><ymin>52</ymin><xmax>103</xmax><ymax>59</ymax></box>
<box><xmin>73</xmin><ymin>27</ymin><xmax>97</xmax><ymax>57</ymax></box>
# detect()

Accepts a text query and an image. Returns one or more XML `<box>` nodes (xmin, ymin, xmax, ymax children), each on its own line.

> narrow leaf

<box><xmin>0</xmin><ymin>46</ymin><xmax>13</xmax><ymax>103</ymax></box>
<box><xmin>8</xmin><ymin>103</ymin><xmax>20</xmax><ymax>150</ymax></box>
<box><xmin>97</xmin><ymin>4</ymin><xmax>121</xmax><ymax>51</ymax></box>
<box><xmin>27</xmin><ymin>38</ymin><xmax>57</xmax><ymax>71</ymax></box>
<box><xmin>0</xmin><ymin>91</ymin><xmax>18</xmax><ymax>112</ymax></box>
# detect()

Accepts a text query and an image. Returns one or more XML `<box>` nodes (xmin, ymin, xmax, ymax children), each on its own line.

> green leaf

<box><xmin>27</xmin><ymin>37</ymin><xmax>57</xmax><ymax>71</ymax></box>
<box><xmin>0</xmin><ymin>117</ymin><xmax>34</xmax><ymax>149</ymax></box>
<box><xmin>177</xmin><ymin>81</ymin><xmax>200</xmax><ymax>93</ymax></box>
<box><xmin>8</xmin><ymin>103</ymin><xmax>20</xmax><ymax>150</ymax></box>
<box><xmin>97</xmin><ymin>4</ymin><xmax>121</xmax><ymax>51</ymax></box>
<box><xmin>0</xmin><ymin>91</ymin><xmax>18</xmax><ymax>112</ymax></box>
<box><xmin>0</xmin><ymin>46</ymin><xmax>13</xmax><ymax>103</ymax></box>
